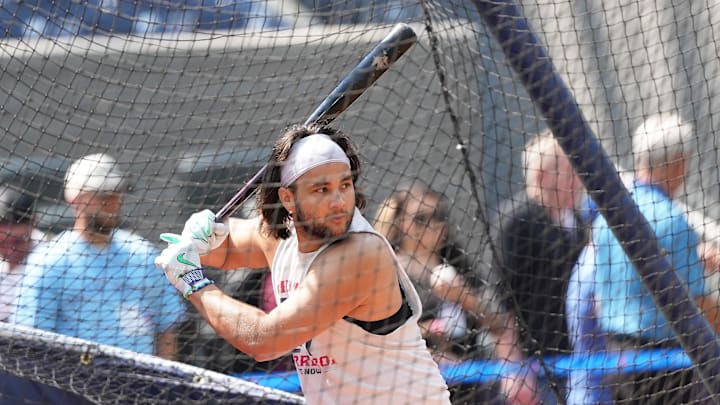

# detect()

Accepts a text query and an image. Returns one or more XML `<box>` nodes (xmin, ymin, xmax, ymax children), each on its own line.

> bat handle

<box><xmin>215</xmin><ymin>164</ymin><xmax>268</xmax><ymax>222</ymax></box>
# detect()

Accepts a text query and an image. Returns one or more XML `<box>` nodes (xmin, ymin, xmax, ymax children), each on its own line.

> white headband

<box><xmin>280</xmin><ymin>134</ymin><xmax>351</xmax><ymax>187</ymax></box>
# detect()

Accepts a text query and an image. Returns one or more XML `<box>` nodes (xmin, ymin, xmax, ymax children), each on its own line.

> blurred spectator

<box><xmin>696</xmin><ymin>240</ymin><xmax>720</xmax><ymax>334</ymax></box>
<box><xmin>494</xmin><ymin>129</ymin><xmax>587</xmax><ymax>355</ymax></box>
<box><xmin>565</xmin><ymin>242</ymin><xmax>612</xmax><ymax>405</ymax></box>
<box><xmin>492</xmin><ymin>129</ymin><xmax>589</xmax><ymax>403</ymax></box>
<box><xmin>567</xmin><ymin>161</ymin><xmax>720</xmax><ymax>404</ymax></box>
<box><xmin>567</xmin><ymin>214</ymin><xmax>720</xmax><ymax>405</ymax></box>
<box><xmin>374</xmin><ymin>181</ymin><xmax>538</xmax><ymax>405</ymax></box>
<box><xmin>0</xmin><ymin>185</ymin><xmax>43</xmax><ymax>323</ymax></box>
<box><xmin>0</xmin><ymin>185</ymin><xmax>95</xmax><ymax>404</ymax></box>
<box><xmin>580</xmin><ymin>113</ymin><xmax>707</xmax><ymax>403</ymax></box>
<box><xmin>565</xmin><ymin>171</ymin><xmax>636</xmax><ymax>405</ymax></box>
<box><xmin>12</xmin><ymin>153</ymin><xmax>184</xmax><ymax>359</ymax></box>
<box><xmin>679</xmin><ymin>202</ymin><xmax>720</xmax><ymax>333</ymax></box>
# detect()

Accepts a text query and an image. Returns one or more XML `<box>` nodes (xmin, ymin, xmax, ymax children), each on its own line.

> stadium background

<box><xmin>1</xmin><ymin>0</ymin><xmax>720</xmax><ymax>403</ymax></box>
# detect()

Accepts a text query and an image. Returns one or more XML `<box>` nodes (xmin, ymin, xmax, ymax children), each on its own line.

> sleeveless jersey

<box><xmin>271</xmin><ymin>208</ymin><xmax>450</xmax><ymax>404</ymax></box>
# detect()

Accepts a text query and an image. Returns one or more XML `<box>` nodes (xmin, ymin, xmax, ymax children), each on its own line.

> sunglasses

<box><xmin>410</xmin><ymin>210</ymin><xmax>447</xmax><ymax>226</ymax></box>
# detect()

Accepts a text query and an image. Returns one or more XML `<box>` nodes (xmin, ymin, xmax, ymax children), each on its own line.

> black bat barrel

<box><xmin>305</xmin><ymin>23</ymin><xmax>417</xmax><ymax>126</ymax></box>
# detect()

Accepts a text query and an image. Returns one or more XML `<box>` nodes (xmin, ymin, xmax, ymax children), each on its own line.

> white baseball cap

<box><xmin>64</xmin><ymin>153</ymin><xmax>128</xmax><ymax>202</ymax></box>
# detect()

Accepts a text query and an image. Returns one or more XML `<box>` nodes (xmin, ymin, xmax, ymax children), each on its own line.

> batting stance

<box><xmin>156</xmin><ymin>124</ymin><xmax>451</xmax><ymax>404</ymax></box>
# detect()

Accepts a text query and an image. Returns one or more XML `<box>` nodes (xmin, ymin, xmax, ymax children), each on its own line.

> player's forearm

<box><xmin>199</xmin><ymin>236</ymin><xmax>231</xmax><ymax>269</ymax></box>
<box><xmin>188</xmin><ymin>285</ymin><xmax>287</xmax><ymax>360</ymax></box>
<box><xmin>205</xmin><ymin>218</ymin><xmax>269</xmax><ymax>270</ymax></box>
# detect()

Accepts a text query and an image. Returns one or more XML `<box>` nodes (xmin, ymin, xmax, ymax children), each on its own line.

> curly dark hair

<box><xmin>256</xmin><ymin>123</ymin><xmax>367</xmax><ymax>239</ymax></box>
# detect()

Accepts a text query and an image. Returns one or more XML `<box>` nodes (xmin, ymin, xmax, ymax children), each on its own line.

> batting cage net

<box><xmin>1</xmin><ymin>0</ymin><xmax>720</xmax><ymax>404</ymax></box>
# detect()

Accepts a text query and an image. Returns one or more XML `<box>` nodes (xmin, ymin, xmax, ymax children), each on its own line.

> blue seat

<box><xmin>0</xmin><ymin>1</ymin><xmax>37</xmax><ymax>38</ymax></box>
<box><xmin>71</xmin><ymin>0</ymin><xmax>136</xmax><ymax>36</ymax></box>
<box><xmin>135</xmin><ymin>0</ymin><xmax>200</xmax><ymax>34</ymax></box>
<box><xmin>31</xmin><ymin>0</ymin><xmax>83</xmax><ymax>37</ymax></box>
<box><xmin>196</xmin><ymin>0</ymin><xmax>286</xmax><ymax>31</ymax></box>
<box><xmin>197</xmin><ymin>0</ymin><xmax>247</xmax><ymax>31</ymax></box>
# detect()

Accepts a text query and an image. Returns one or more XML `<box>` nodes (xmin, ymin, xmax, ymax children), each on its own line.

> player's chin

<box><xmin>330</xmin><ymin>215</ymin><xmax>352</xmax><ymax>230</ymax></box>
<box><xmin>323</xmin><ymin>220</ymin><xmax>351</xmax><ymax>239</ymax></box>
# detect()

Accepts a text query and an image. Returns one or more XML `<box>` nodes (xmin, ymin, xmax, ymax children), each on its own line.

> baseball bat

<box><xmin>215</xmin><ymin>23</ymin><xmax>417</xmax><ymax>221</ymax></box>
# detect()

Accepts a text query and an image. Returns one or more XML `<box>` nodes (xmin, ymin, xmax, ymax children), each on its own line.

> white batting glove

<box><xmin>178</xmin><ymin>209</ymin><xmax>229</xmax><ymax>256</ymax></box>
<box><xmin>155</xmin><ymin>234</ymin><xmax>215</xmax><ymax>299</ymax></box>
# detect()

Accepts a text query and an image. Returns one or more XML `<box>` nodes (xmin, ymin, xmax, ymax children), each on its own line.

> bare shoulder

<box><xmin>306</xmin><ymin>233</ymin><xmax>402</xmax><ymax>320</ymax></box>
<box><xmin>319</xmin><ymin>232</ymin><xmax>397</xmax><ymax>275</ymax></box>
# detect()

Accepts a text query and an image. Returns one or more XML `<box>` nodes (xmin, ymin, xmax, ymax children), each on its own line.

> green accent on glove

<box><xmin>191</xmin><ymin>220</ymin><xmax>212</xmax><ymax>242</ymax></box>
<box><xmin>160</xmin><ymin>233</ymin><xmax>182</xmax><ymax>244</ymax></box>
<box><xmin>176</xmin><ymin>252</ymin><xmax>199</xmax><ymax>268</ymax></box>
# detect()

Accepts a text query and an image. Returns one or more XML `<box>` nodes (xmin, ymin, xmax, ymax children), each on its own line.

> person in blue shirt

<box><xmin>12</xmin><ymin>153</ymin><xmax>184</xmax><ymax>359</ymax></box>
<box><xmin>494</xmin><ymin>129</ymin><xmax>588</xmax><ymax>405</ymax></box>
<box><xmin>565</xmin><ymin>170</ymin><xmax>635</xmax><ymax>405</ymax></box>
<box><xmin>578</xmin><ymin>113</ymin><xmax>707</xmax><ymax>404</ymax></box>
<box><xmin>565</xmin><ymin>241</ymin><xmax>612</xmax><ymax>405</ymax></box>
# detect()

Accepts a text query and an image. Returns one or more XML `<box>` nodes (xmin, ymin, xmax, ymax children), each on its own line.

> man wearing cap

<box><xmin>12</xmin><ymin>153</ymin><xmax>184</xmax><ymax>359</ymax></box>
<box><xmin>156</xmin><ymin>124</ymin><xmax>451</xmax><ymax>404</ymax></box>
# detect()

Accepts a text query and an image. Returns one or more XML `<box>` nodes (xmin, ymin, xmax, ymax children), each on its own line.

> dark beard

<box><xmin>295</xmin><ymin>206</ymin><xmax>351</xmax><ymax>240</ymax></box>
<box><xmin>87</xmin><ymin>215</ymin><xmax>120</xmax><ymax>236</ymax></box>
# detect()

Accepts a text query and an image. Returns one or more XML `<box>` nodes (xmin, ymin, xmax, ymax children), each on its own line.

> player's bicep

<box><xmin>262</xmin><ymin>267</ymin><xmax>365</xmax><ymax>350</ymax></box>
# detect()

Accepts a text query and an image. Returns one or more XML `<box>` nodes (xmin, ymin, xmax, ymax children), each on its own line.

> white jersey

<box><xmin>271</xmin><ymin>208</ymin><xmax>450</xmax><ymax>405</ymax></box>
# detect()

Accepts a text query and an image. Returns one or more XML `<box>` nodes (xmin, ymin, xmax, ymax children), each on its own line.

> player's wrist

<box><xmin>181</xmin><ymin>268</ymin><xmax>215</xmax><ymax>299</ymax></box>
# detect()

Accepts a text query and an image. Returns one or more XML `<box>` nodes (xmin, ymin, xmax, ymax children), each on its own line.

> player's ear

<box><xmin>278</xmin><ymin>187</ymin><xmax>295</xmax><ymax>214</ymax></box>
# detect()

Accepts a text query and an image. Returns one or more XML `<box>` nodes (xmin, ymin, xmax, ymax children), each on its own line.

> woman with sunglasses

<box><xmin>374</xmin><ymin>181</ymin><xmax>537</xmax><ymax>405</ymax></box>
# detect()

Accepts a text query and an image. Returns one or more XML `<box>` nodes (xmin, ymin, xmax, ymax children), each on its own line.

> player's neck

<box><xmin>295</xmin><ymin>231</ymin><xmax>346</xmax><ymax>253</ymax></box>
<box><xmin>296</xmin><ymin>236</ymin><xmax>323</xmax><ymax>253</ymax></box>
